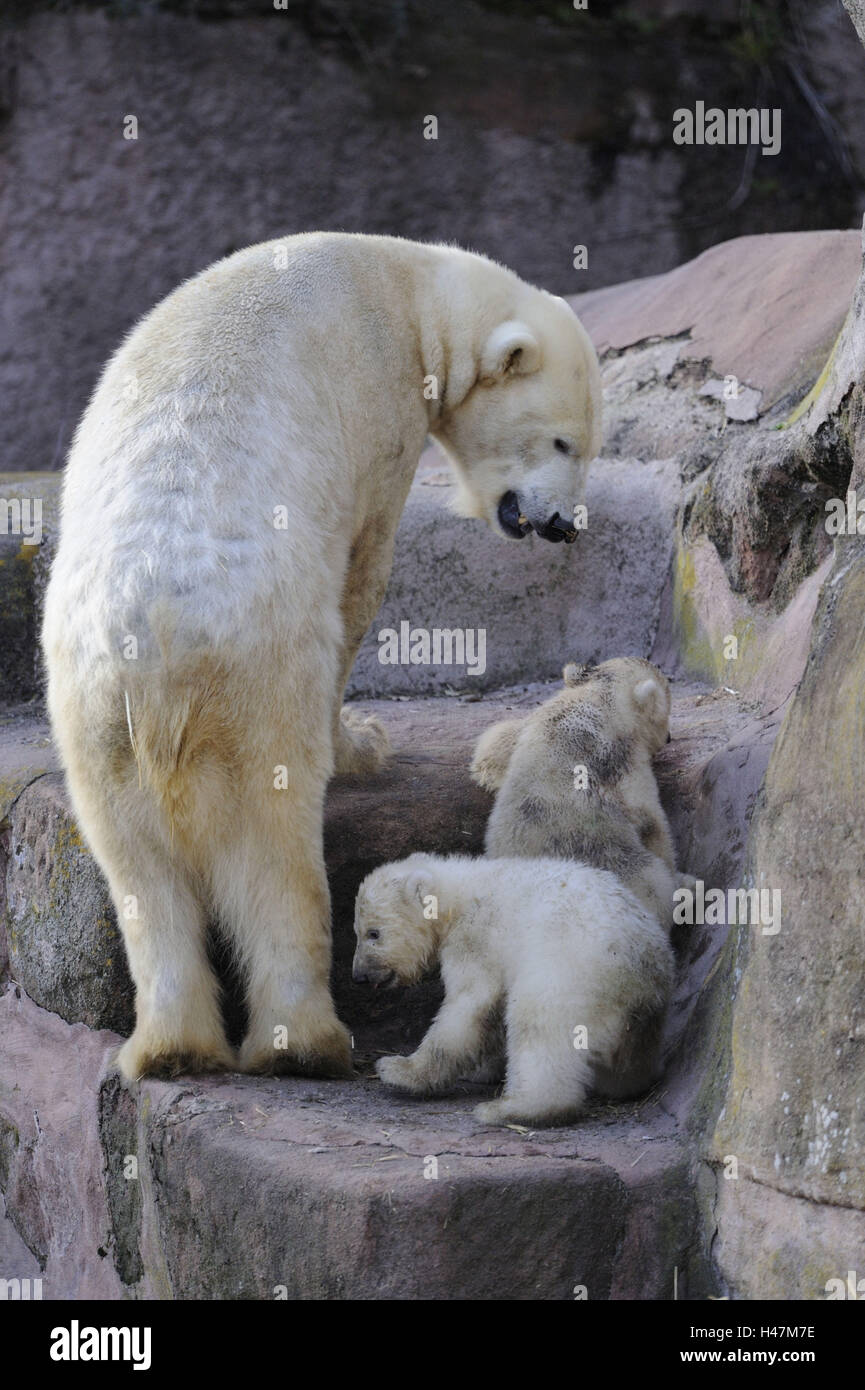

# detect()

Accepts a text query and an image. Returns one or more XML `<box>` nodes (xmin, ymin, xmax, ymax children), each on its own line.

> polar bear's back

<box><xmin>443</xmin><ymin>856</ymin><xmax>672</xmax><ymax>997</ymax></box>
<box><xmin>43</xmin><ymin>233</ymin><xmax>445</xmax><ymax>674</ymax></box>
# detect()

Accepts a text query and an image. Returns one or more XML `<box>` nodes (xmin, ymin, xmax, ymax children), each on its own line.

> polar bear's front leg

<box><xmin>332</xmin><ymin>520</ymin><xmax>398</xmax><ymax>775</ymax></box>
<box><xmin>376</xmin><ymin>982</ymin><xmax>496</xmax><ymax>1095</ymax></box>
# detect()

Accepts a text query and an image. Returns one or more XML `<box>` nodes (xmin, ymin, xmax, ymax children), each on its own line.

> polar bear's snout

<box><xmin>497</xmin><ymin>490</ymin><xmax>578</xmax><ymax>544</ymax></box>
<box><xmin>533</xmin><ymin>509</ymin><xmax>578</xmax><ymax>544</ymax></box>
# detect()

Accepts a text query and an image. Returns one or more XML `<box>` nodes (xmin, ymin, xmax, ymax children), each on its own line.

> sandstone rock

<box><xmin>693</xmin><ymin>198</ymin><xmax>865</xmax><ymax>1296</ymax></box>
<box><xmin>702</xmin><ymin>530</ymin><xmax>865</xmax><ymax>1294</ymax></box>
<box><xmin>572</xmin><ymin>231</ymin><xmax>862</xmax><ymax>413</ymax></box>
<box><xmin>0</xmin><ymin>474</ymin><xmax>60</xmax><ymax>701</ymax></box>
<box><xmin>0</xmin><ymin>986</ymin><xmax>131</xmax><ymax>1298</ymax></box>
<box><xmin>0</xmin><ymin>985</ymin><xmax>714</xmax><ymax>1300</ymax></box>
<box><xmin>347</xmin><ymin>450</ymin><xmax>680</xmax><ymax>697</ymax></box>
<box><xmin>5</xmin><ymin>775</ymin><xmax>133</xmax><ymax>1033</ymax></box>
<box><xmin>843</xmin><ymin>0</ymin><xmax>865</xmax><ymax>48</ymax></box>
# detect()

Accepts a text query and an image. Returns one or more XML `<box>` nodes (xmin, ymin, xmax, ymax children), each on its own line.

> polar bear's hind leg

<box><xmin>66</xmin><ymin>765</ymin><xmax>235</xmax><ymax>1082</ymax></box>
<box><xmin>205</xmin><ymin>705</ymin><xmax>353</xmax><ymax>1078</ymax></box>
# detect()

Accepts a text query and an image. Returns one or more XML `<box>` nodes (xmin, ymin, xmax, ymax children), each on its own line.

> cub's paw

<box><xmin>376</xmin><ymin>1054</ymin><xmax>426</xmax><ymax>1093</ymax></box>
<box><xmin>335</xmin><ymin>707</ymin><xmax>390</xmax><ymax>775</ymax></box>
<box><xmin>474</xmin><ymin>1097</ymin><xmax>577</xmax><ymax>1129</ymax></box>
<box><xmin>473</xmin><ymin>1099</ymin><xmax>515</xmax><ymax>1127</ymax></box>
<box><xmin>469</xmin><ymin>718</ymin><xmax>522</xmax><ymax>792</ymax></box>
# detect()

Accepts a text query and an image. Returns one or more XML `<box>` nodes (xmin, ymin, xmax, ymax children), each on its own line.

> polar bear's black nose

<box><xmin>535</xmin><ymin>511</ymin><xmax>578</xmax><ymax>544</ymax></box>
<box><xmin>497</xmin><ymin>491</ymin><xmax>531</xmax><ymax>539</ymax></box>
<box><xmin>352</xmin><ymin>962</ymin><xmax>368</xmax><ymax>983</ymax></box>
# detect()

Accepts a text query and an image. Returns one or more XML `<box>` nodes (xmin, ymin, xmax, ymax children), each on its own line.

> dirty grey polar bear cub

<box><xmin>353</xmin><ymin>854</ymin><xmax>674</xmax><ymax>1127</ymax></box>
<box><xmin>41</xmin><ymin>232</ymin><xmax>602</xmax><ymax>1081</ymax></box>
<box><xmin>470</xmin><ymin>657</ymin><xmax>679</xmax><ymax>927</ymax></box>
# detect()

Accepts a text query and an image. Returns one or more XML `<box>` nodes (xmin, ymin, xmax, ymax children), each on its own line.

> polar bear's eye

<box><xmin>367</xmin><ymin>929</ymin><xmax>380</xmax><ymax>940</ymax></box>
<box><xmin>554</xmin><ymin>438</ymin><xmax>571</xmax><ymax>455</ymax></box>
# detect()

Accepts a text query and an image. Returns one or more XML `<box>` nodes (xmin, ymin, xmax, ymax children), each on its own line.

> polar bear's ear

<box><xmin>633</xmin><ymin>677</ymin><xmax>665</xmax><ymax>716</ymax></box>
<box><xmin>402</xmin><ymin>868</ymin><xmax>435</xmax><ymax>905</ymax></box>
<box><xmin>479</xmin><ymin>321</ymin><xmax>542</xmax><ymax>384</ymax></box>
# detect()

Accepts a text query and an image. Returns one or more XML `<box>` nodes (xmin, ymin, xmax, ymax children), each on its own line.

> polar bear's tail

<box><xmin>122</xmin><ymin>662</ymin><xmax>239</xmax><ymax>846</ymax></box>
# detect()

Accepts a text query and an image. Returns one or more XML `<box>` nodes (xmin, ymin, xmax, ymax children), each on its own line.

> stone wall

<box><xmin>1</xmin><ymin>0</ymin><xmax>865</xmax><ymax>472</ymax></box>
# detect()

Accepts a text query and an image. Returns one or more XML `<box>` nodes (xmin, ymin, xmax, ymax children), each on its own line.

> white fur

<box><xmin>41</xmin><ymin>233</ymin><xmax>601</xmax><ymax>1080</ymax></box>
<box><xmin>354</xmin><ymin>853</ymin><xmax>674</xmax><ymax>1127</ymax></box>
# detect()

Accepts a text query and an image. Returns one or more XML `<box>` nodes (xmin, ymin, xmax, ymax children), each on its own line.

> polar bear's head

<box><xmin>433</xmin><ymin>290</ymin><xmax>602</xmax><ymax>544</ymax></box>
<box><xmin>352</xmin><ymin>854</ymin><xmax>439</xmax><ymax>987</ymax></box>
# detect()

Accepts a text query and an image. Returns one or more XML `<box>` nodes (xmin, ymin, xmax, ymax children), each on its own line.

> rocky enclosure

<box><xmin>2</xmin><ymin>219</ymin><xmax>864</xmax><ymax>1296</ymax></box>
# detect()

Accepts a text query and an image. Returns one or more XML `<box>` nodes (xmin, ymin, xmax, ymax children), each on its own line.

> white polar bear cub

<box><xmin>353</xmin><ymin>853</ymin><xmax>674</xmax><ymax>1127</ymax></box>
<box><xmin>41</xmin><ymin>232</ymin><xmax>601</xmax><ymax>1082</ymax></box>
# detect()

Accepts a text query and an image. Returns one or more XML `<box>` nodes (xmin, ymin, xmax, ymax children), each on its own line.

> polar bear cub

<box><xmin>353</xmin><ymin>853</ymin><xmax>674</xmax><ymax>1127</ymax></box>
<box><xmin>470</xmin><ymin>658</ymin><xmax>679</xmax><ymax>927</ymax></box>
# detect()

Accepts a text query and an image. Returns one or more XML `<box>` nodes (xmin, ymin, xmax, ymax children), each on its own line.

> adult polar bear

<box><xmin>42</xmin><ymin>232</ymin><xmax>602</xmax><ymax>1081</ymax></box>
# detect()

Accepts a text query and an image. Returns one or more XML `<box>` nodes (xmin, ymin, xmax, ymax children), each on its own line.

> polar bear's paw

<box><xmin>335</xmin><ymin>707</ymin><xmax>391</xmax><ymax>775</ymax></box>
<box><xmin>376</xmin><ymin>1054</ymin><xmax>428</xmax><ymax>1093</ymax></box>
<box><xmin>239</xmin><ymin>1017</ymin><xmax>354</xmax><ymax>1079</ymax></box>
<box><xmin>116</xmin><ymin>1029</ymin><xmax>235</xmax><ymax>1082</ymax></box>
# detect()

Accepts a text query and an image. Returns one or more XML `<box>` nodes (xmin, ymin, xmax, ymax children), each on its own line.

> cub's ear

<box><xmin>633</xmin><ymin>677</ymin><xmax>667</xmax><ymax>719</ymax></box>
<box><xmin>563</xmin><ymin>662</ymin><xmax>592</xmax><ymax>687</ymax></box>
<box><xmin>469</xmin><ymin>717</ymin><xmax>523</xmax><ymax>792</ymax></box>
<box><xmin>479</xmin><ymin>321</ymin><xmax>542</xmax><ymax>384</ymax></box>
<box><xmin>401</xmin><ymin>867</ymin><xmax>435</xmax><ymax>905</ymax></box>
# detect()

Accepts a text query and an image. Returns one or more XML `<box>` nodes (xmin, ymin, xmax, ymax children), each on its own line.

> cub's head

<box><xmin>352</xmin><ymin>855</ymin><xmax>439</xmax><ymax>988</ymax></box>
<box><xmin>469</xmin><ymin>656</ymin><xmax>672</xmax><ymax>795</ymax></box>
<box><xmin>563</xmin><ymin>657</ymin><xmax>671</xmax><ymax>755</ymax></box>
<box><xmin>433</xmin><ymin>288</ymin><xmax>602</xmax><ymax>544</ymax></box>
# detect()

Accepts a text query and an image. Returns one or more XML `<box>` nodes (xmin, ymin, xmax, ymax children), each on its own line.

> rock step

<box><xmin>0</xmin><ymin>678</ymin><xmax>777</xmax><ymax>1298</ymax></box>
<box><xmin>1</xmin><ymin>985</ymin><xmax>714</xmax><ymax>1301</ymax></box>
